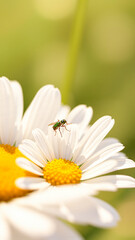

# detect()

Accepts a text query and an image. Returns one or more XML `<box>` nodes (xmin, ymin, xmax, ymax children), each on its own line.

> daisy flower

<box><xmin>16</xmin><ymin>114</ymin><xmax>135</xmax><ymax>229</ymax></box>
<box><xmin>0</xmin><ymin>76</ymin><xmax>61</xmax><ymax>200</ymax></box>
<box><xmin>0</xmin><ymin>77</ymin><xmax>84</xmax><ymax>240</ymax></box>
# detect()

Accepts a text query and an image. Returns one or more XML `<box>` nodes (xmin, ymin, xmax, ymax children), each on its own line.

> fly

<box><xmin>48</xmin><ymin>119</ymin><xmax>70</xmax><ymax>137</ymax></box>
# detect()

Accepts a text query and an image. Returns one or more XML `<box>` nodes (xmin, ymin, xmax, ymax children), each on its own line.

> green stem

<box><xmin>61</xmin><ymin>0</ymin><xmax>88</xmax><ymax>104</ymax></box>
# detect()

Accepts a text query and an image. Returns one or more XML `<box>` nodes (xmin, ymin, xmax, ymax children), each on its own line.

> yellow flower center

<box><xmin>0</xmin><ymin>144</ymin><xmax>34</xmax><ymax>202</ymax></box>
<box><xmin>43</xmin><ymin>158</ymin><xmax>82</xmax><ymax>185</ymax></box>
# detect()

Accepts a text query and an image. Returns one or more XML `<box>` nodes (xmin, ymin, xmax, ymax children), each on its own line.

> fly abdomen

<box><xmin>53</xmin><ymin>122</ymin><xmax>60</xmax><ymax>130</ymax></box>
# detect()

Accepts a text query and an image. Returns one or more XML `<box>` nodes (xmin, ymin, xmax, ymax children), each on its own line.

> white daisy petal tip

<box><xmin>0</xmin><ymin>76</ymin><xmax>9</xmax><ymax>82</ymax></box>
<box><xmin>21</xmin><ymin>83</ymin><xmax>61</xmax><ymax>140</ymax></box>
<box><xmin>15</xmin><ymin>177</ymin><xmax>28</xmax><ymax>189</ymax></box>
<box><xmin>59</xmin><ymin>196</ymin><xmax>120</xmax><ymax>228</ymax></box>
<box><xmin>101</xmin><ymin>115</ymin><xmax>115</xmax><ymax>125</ymax></box>
<box><xmin>15</xmin><ymin>177</ymin><xmax>48</xmax><ymax>190</ymax></box>
<box><xmin>107</xmin><ymin>116</ymin><xmax>115</xmax><ymax>127</ymax></box>
<box><xmin>80</xmin><ymin>104</ymin><xmax>93</xmax><ymax>117</ymax></box>
<box><xmin>32</xmin><ymin>128</ymin><xmax>44</xmax><ymax>138</ymax></box>
<box><xmin>81</xmin><ymin>181</ymin><xmax>117</xmax><ymax>192</ymax></box>
<box><xmin>16</xmin><ymin>157</ymin><xmax>43</xmax><ymax>176</ymax></box>
<box><xmin>16</xmin><ymin>157</ymin><xmax>26</xmax><ymax>166</ymax></box>
<box><xmin>88</xmin><ymin>105</ymin><xmax>93</xmax><ymax>115</ymax></box>
<box><xmin>114</xmin><ymin>175</ymin><xmax>135</xmax><ymax>188</ymax></box>
<box><xmin>67</xmin><ymin>104</ymin><xmax>93</xmax><ymax>130</ymax></box>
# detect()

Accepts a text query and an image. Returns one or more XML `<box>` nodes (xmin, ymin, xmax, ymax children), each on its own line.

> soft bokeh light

<box><xmin>32</xmin><ymin>43</ymin><xmax>67</xmax><ymax>88</ymax></box>
<box><xmin>90</xmin><ymin>13</ymin><xmax>135</xmax><ymax>62</ymax></box>
<box><xmin>34</xmin><ymin>0</ymin><xmax>77</xmax><ymax>19</ymax></box>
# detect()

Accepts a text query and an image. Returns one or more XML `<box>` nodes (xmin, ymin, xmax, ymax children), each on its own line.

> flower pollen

<box><xmin>0</xmin><ymin>144</ymin><xmax>34</xmax><ymax>202</ymax></box>
<box><xmin>44</xmin><ymin>158</ymin><xmax>82</xmax><ymax>186</ymax></box>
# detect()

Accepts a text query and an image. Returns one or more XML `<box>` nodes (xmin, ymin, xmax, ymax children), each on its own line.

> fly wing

<box><xmin>48</xmin><ymin>122</ymin><xmax>56</xmax><ymax>126</ymax></box>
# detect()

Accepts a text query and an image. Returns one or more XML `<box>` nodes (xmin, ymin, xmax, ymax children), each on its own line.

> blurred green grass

<box><xmin>0</xmin><ymin>0</ymin><xmax>135</xmax><ymax>239</ymax></box>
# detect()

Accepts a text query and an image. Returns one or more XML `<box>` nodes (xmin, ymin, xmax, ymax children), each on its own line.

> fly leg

<box><xmin>55</xmin><ymin>130</ymin><xmax>57</xmax><ymax>136</ymax></box>
<box><xmin>58</xmin><ymin>127</ymin><xmax>62</xmax><ymax>137</ymax></box>
<box><xmin>62</xmin><ymin>125</ymin><xmax>70</xmax><ymax>132</ymax></box>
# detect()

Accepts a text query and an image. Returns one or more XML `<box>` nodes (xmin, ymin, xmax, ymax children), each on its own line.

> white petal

<box><xmin>47</xmin><ymin>126</ymin><xmax>69</xmax><ymax>160</ymax></box>
<box><xmin>15</xmin><ymin>124</ymin><xmax>23</xmax><ymax>147</ymax></box>
<box><xmin>16</xmin><ymin>177</ymin><xmax>49</xmax><ymax>190</ymax></box>
<box><xmin>115</xmin><ymin>151</ymin><xmax>127</xmax><ymax>158</ymax></box>
<box><xmin>93</xmin><ymin>138</ymin><xmax>121</xmax><ymax>152</ymax></box>
<box><xmin>56</xmin><ymin>105</ymin><xmax>70</xmax><ymax>120</ymax></box>
<box><xmin>12</xmin><ymin>217</ymin><xmax>83</xmax><ymax>240</ymax></box>
<box><xmin>19</xmin><ymin>139</ymin><xmax>46</xmax><ymax>167</ymax></box>
<box><xmin>22</xmin><ymin>85</ymin><xmax>61</xmax><ymax>140</ymax></box>
<box><xmin>10</xmin><ymin>80</ymin><xmax>24</xmax><ymax>145</ymax></box>
<box><xmin>84</xmin><ymin>175</ymin><xmax>135</xmax><ymax>189</ymax></box>
<box><xmin>27</xmin><ymin>184</ymin><xmax>97</xmax><ymax>205</ymax></box>
<box><xmin>81</xmin><ymin>142</ymin><xmax>124</xmax><ymax>171</ymax></box>
<box><xmin>74</xmin><ymin>155</ymin><xmax>86</xmax><ymax>166</ymax></box>
<box><xmin>62</xmin><ymin>125</ymin><xmax>78</xmax><ymax>160</ymax></box>
<box><xmin>114</xmin><ymin>158</ymin><xmax>135</xmax><ymax>171</ymax></box>
<box><xmin>0</xmin><ymin>212</ymin><xmax>11</xmax><ymax>240</ymax></box>
<box><xmin>56</xmin><ymin>196</ymin><xmax>120</xmax><ymax>228</ymax></box>
<box><xmin>74</xmin><ymin>116</ymin><xmax>114</xmax><ymax>164</ymax></box>
<box><xmin>82</xmin><ymin>157</ymin><xmax>135</xmax><ymax>180</ymax></box>
<box><xmin>67</xmin><ymin>105</ymin><xmax>93</xmax><ymax>138</ymax></box>
<box><xmin>44</xmin><ymin>218</ymin><xmax>83</xmax><ymax>240</ymax></box>
<box><xmin>1</xmin><ymin>204</ymin><xmax>56</xmax><ymax>238</ymax></box>
<box><xmin>80</xmin><ymin>181</ymin><xmax>117</xmax><ymax>192</ymax></box>
<box><xmin>67</xmin><ymin>105</ymin><xmax>93</xmax><ymax>126</ymax></box>
<box><xmin>10</xmin><ymin>80</ymin><xmax>23</xmax><ymax>125</ymax></box>
<box><xmin>32</xmin><ymin>128</ymin><xmax>55</xmax><ymax>161</ymax></box>
<box><xmin>16</xmin><ymin>157</ymin><xmax>43</xmax><ymax>176</ymax></box>
<box><xmin>0</xmin><ymin>77</ymin><xmax>23</xmax><ymax>145</ymax></box>
<box><xmin>47</xmin><ymin>125</ymin><xmax>78</xmax><ymax>161</ymax></box>
<box><xmin>81</xmin><ymin>159</ymin><xmax>118</xmax><ymax>180</ymax></box>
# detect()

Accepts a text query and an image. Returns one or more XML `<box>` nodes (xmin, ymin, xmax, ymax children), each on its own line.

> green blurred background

<box><xmin>0</xmin><ymin>0</ymin><xmax>135</xmax><ymax>239</ymax></box>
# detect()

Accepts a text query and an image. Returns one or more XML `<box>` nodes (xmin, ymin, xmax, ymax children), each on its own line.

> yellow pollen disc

<box><xmin>43</xmin><ymin>158</ymin><xmax>82</xmax><ymax>186</ymax></box>
<box><xmin>0</xmin><ymin>144</ymin><xmax>34</xmax><ymax>202</ymax></box>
